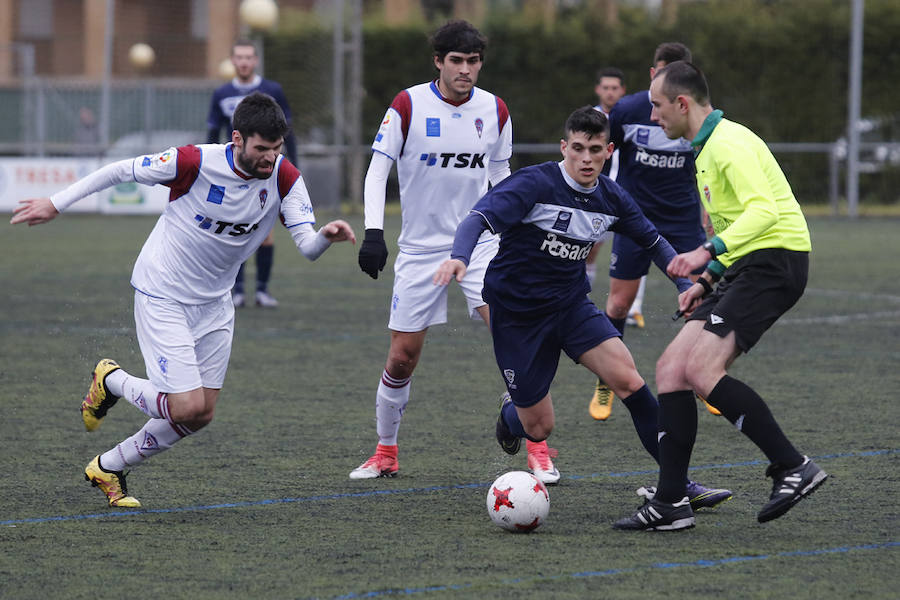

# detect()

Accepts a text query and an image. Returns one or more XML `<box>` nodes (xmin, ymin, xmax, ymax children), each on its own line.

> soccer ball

<box><xmin>486</xmin><ymin>471</ymin><xmax>550</xmax><ymax>532</ymax></box>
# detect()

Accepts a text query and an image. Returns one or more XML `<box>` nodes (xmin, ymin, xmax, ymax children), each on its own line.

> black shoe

<box><xmin>613</xmin><ymin>496</ymin><xmax>695</xmax><ymax>531</ymax></box>
<box><xmin>637</xmin><ymin>480</ymin><xmax>733</xmax><ymax>511</ymax></box>
<box><xmin>758</xmin><ymin>456</ymin><xmax>828</xmax><ymax>523</ymax></box>
<box><xmin>495</xmin><ymin>392</ymin><xmax>521</xmax><ymax>455</ymax></box>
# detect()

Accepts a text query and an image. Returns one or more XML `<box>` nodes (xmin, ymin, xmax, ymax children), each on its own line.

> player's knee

<box><xmin>605</xmin><ymin>297</ymin><xmax>631</xmax><ymax>319</ymax></box>
<box><xmin>387</xmin><ymin>347</ymin><xmax>421</xmax><ymax>377</ymax></box>
<box><xmin>655</xmin><ymin>353</ymin><xmax>687</xmax><ymax>391</ymax></box>
<box><xmin>168</xmin><ymin>392</ymin><xmax>213</xmax><ymax>426</ymax></box>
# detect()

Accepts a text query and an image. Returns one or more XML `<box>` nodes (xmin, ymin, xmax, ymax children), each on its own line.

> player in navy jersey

<box><xmin>588</xmin><ymin>42</ymin><xmax>722</xmax><ymax>420</ymax></box>
<box><xmin>349</xmin><ymin>21</ymin><xmax>560</xmax><ymax>485</ymax></box>
<box><xmin>12</xmin><ymin>93</ymin><xmax>355</xmax><ymax>507</ymax></box>
<box><xmin>435</xmin><ymin>106</ymin><xmax>731</xmax><ymax>516</ymax></box>
<box><xmin>208</xmin><ymin>39</ymin><xmax>298</xmax><ymax>309</ymax></box>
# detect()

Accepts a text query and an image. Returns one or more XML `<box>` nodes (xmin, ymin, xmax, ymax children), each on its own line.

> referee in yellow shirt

<box><xmin>615</xmin><ymin>60</ymin><xmax>827</xmax><ymax>531</ymax></box>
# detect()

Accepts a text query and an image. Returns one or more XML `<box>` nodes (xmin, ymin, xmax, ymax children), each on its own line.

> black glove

<box><xmin>358</xmin><ymin>228</ymin><xmax>389</xmax><ymax>279</ymax></box>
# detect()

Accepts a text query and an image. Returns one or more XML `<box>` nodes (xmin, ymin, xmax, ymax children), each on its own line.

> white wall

<box><xmin>0</xmin><ymin>157</ymin><xmax>170</xmax><ymax>215</ymax></box>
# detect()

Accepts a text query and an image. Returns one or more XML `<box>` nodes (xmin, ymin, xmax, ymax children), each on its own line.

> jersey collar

<box><xmin>557</xmin><ymin>161</ymin><xmax>599</xmax><ymax>194</ymax></box>
<box><xmin>691</xmin><ymin>109</ymin><xmax>724</xmax><ymax>155</ymax></box>
<box><xmin>231</xmin><ymin>74</ymin><xmax>263</xmax><ymax>91</ymax></box>
<box><xmin>429</xmin><ymin>80</ymin><xmax>473</xmax><ymax>106</ymax></box>
<box><xmin>225</xmin><ymin>143</ymin><xmax>255</xmax><ymax>180</ymax></box>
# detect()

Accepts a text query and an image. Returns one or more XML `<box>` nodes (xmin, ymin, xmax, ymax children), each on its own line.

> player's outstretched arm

<box><xmin>319</xmin><ymin>220</ymin><xmax>356</xmax><ymax>244</ymax></box>
<box><xmin>433</xmin><ymin>259</ymin><xmax>467</xmax><ymax>286</ymax></box>
<box><xmin>10</xmin><ymin>198</ymin><xmax>58</xmax><ymax>226</ymax></box>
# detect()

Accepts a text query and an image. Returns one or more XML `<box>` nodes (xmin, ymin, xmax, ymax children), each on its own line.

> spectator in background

<box><xmin>74</xmin><ymin>106</ymin><xmax>99</xmax><ymax>155</ymax></box>
<box><xmin>207</xmin><ymin>39</ymin><xmax>298</xmax><ymax>308</ymax></box>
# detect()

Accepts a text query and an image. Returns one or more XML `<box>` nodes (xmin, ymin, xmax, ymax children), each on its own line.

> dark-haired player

<box><xmin>349</xmin><ymin>20</ymin><xmax>563</xmax><ymax>484</ymax></box>
<box><xmin>11</xmin><ymin>92</ymin><xmax>355</xmax><ymax>507</ymax></box>
<box><xmin>435</xmin><ymin>106</ymin><xmax>730</xmax><ymax>518</ymax></box>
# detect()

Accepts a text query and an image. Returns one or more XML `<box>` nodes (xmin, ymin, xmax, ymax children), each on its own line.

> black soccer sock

<box><xmin>655</xmin><ymin>390</ymin><xmax>697</xmax><ymax>503</ymax></box>
<box><xmin>256</xmin><ymin>245</ymin><xmax>274</xmax><ymax>292</ymax></box>
<box><xmin>233</xmin><ymin>263</ymin><xmax>245</xmax><ymax>294</ymax></box>
<box><xmin>608</xmin><ymin>316</ymin><xmax>627</xmax><ymax>336</ymax></box>
<box><xmin>502</xmin><ymin>400</ymin><xmax>542</xmax><ymax>442</ymax></box>
<box><xmin>620</xmin><ymin>384</ymin><xmax>660</xmax><ymax>463</ymax></box>
<box><xmin>707</xmin><ymin>375</ymin><xmax>804</xmax><ymax>468</ymax></box>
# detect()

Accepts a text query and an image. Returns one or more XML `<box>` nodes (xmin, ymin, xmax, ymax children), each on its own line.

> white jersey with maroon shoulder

<box><xmin>129</xmin><ymin>143</ymin><xmax>315</xmax><ymax>304</ymax></box>
<box><xmin>371</xmin><ymin>81</ymin><xmax>512</xmax><ymax>253</ymax></box>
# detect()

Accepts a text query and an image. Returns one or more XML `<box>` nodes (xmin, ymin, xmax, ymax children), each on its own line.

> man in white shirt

<box><xmin>11</xmin><ymin>93</ymin><xmax>355</xmax><ymax>507</ymax></box>
<box><xmin>350</xmin><ymin>20</ymin><xmax>560</xmax><ymax>485</ymax></box>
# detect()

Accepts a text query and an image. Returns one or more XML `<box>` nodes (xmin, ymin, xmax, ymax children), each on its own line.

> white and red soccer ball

<box><xmin>486</xmin><ymin>471</ymin><xmax>550</xmax><ymax>532</ymax></box>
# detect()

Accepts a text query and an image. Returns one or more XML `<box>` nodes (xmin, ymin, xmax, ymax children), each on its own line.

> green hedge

<box><xmin>268</xmin><ymin>0</ymin><xmax>899</xmax><ymax>204</ymax></box>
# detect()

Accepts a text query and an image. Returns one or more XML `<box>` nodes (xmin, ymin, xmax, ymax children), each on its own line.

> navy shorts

<box><xmin>688</xmin><ymin>248</ymin><xmax>809</xmax><ymax>352</ymax></box>
<box><xmin>609</xmin><ymin>226</ymin><xmax>706</xmax><ymax>280</ymax></box>
<box><xmin>490</xmin><ymin>297</ymin><xmax>620</xmax><ymax>408</ymax></box>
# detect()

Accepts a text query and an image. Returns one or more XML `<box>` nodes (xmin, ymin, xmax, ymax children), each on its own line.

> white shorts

<box><xmin>133</xmin><ymin>291</ymin><xmax>235</xmax><ymax>393</ymax></box>
<box><xmin>388</xmin><ymin>236</ymin><xmax>498</xmax><ymax>332</ymax></box>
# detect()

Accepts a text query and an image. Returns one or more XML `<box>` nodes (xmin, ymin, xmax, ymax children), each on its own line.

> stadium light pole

<box><xmin>846</xmin><ymin>0</ymin><xmax>863</xmax><ymax>218</ymax></box>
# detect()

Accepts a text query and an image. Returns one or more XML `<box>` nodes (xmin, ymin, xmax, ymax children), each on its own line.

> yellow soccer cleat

<box><xmin>696</xmin><ymin>392</ymin><xmax>722</xmax><ymax>416</ymax></box>
<box><xmin>588</xmin><ymin>378</ymin><xmax>614</xmax><ymax>421</ymax></box>
<box><xmin>81</xmin><ymin>359</ymin><xmax>121</xmax><ymax>431</ymax></box>
<box><xmin>626</xmin><ymin>312</ymin><xmax>646</xmax><ymax>329</ymax></box>
<box><xmin>84</xmin><ymin>456</ymin><xmax>141</xmax><ymax>508</ymax></box>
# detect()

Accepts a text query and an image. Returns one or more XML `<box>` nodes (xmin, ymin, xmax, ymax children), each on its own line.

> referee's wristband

<box><xmin>697</xmin><ymin>277</ymin><xmax>714</xmax><ymax>297</ymax></box>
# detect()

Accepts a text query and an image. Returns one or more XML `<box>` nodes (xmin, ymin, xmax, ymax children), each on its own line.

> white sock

<box><xmin>105</xmin><ymin>369</ymin><xmax>168</xmax><ymax>420</ymax></box>
<box><xmin>629</xmin><ymin>275</ymin><xmax>646</xmax><ymax>315</ymax></box>
<box><xmin>375</xmin><ymin>370</ymin><xmax>410</xmax><ymax>446</ymax></box>
<box><xmin>100</xmin><ymin>418</ymin><xmax>193</xmax><ymax>471</ymax></box>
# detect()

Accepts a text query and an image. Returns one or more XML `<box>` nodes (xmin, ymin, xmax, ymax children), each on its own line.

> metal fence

<box><xmin>1</xmin><ymin>50</ymin><xmax>897</xmax><ymax>214</ymax></box>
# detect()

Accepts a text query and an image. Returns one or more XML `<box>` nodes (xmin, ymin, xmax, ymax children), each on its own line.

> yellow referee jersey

<box><xmin>693</xmin><ymin>111</ymin><xmax>811</xmax><ymax>269</ymax></box>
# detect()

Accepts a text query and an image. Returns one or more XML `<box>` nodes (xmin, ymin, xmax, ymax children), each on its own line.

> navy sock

<box><xmin>707</xmin><ymin>375</ymin><xmax>803</xmax><ymax>468</ymax></box>
<box><xmin>656</xmin><ymin>390</ymin><xmax>697</xmax><ymax>503</ymax></box>
<box><xmin>256</xmin><ymin>245</ymin><xmax>274</xmax><ymax>292</ymax></box>
<box><xmin>620</xmin><ymin>384</ymin><xmax>660</xmax><ymax>463</ymax></box>
<box><xmin>233</xmin><ymin>263</ymin><xmax>245</xmax><ymax>294</ymax></box>
<box><xmin>501</xmin><ymin>400</ymin><xmax>541</xmax><ymax>442</ymax></box>
<box><xmin>608</xmin><ymin>316</ymin><xmax>626</xmax><ymax>336</ymax></box>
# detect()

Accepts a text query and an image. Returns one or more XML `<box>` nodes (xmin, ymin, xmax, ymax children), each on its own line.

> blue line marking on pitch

<box><xmin>326</xmin><ymin>542</ymin><xmax>899</xmax><ymax>599</ymax></box>
<box><xmin>1</xmin><ymin>448</ymin><xmax>896</xmax><ymax>527</ymax></box>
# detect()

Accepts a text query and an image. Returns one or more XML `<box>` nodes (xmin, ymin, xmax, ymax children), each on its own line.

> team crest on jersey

<box><xmin>259</xmin><ymin>189</ymin><xmax>268</xmax><ymax>210</ymax></box>
<box><xmin>592</xmin><ymin>217</ymin><xmax>604</xmax><ymax>233</ymax></box>
<box><xmin>474</xmin><ymin>118</ymin><xmax>484</xmax><ymax>138</ymax></box>
<box><xmin>552</xmin><ymin>211</ymin><xmax>572</xmax><ymax>232</ymax></box>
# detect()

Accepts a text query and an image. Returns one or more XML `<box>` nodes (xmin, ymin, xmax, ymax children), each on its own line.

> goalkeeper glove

<box><xmin>358</xmin><ymin>228</ymin><xmax>388</xmax><ymax>279</ymax></box>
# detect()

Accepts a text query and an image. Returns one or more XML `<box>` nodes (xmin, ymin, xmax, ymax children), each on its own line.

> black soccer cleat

<box><xmin>613</xmin><ymin>496</ymin><xmax>695</xmax><ymax>531</ymax></box>
<box><xmin>758</xmin><ymin>456</ymin><xmax>827</xmax><ymax>523</ymax></box>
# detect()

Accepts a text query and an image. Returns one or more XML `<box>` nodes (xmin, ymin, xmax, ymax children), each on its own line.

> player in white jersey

<box><xmin>350</xmin><ymin>21</ymin><xmax>559</xmax><ymax>485</ymax></box>
<box><xmin>11</xmin><ymin>93</ymin><xmax>356</xmax><ymax>507</ymax></box>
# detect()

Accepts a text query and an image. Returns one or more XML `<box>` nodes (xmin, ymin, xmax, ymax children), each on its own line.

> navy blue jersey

<box><xmin>466</xmin><ymin>162</ymin><xmax>678</xmax><ymax>315</ymax></box>
<box><xmin>608</xmin><ymin>90</ymin><xmax>702</xmax><ymax>230</ymax></box>
<box><xmin>207</xmin><ymin>76</ymin><xmax>297</xmax><ymax>163</ymax></box>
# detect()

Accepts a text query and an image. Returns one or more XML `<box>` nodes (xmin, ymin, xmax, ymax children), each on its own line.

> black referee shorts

<box><xmin>688</xmin><ymin>248</ymin><xmax>809</xmax><ymax>352</ymax></box>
